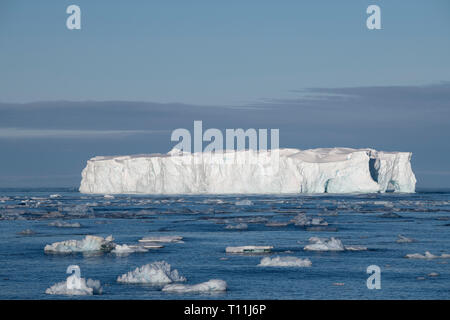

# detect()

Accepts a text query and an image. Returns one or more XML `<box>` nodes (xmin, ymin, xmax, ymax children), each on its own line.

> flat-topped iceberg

<box><xmin>79</xmin><ymin>147</ymin><xmax>416</xmax><ymax>194</ymax></box>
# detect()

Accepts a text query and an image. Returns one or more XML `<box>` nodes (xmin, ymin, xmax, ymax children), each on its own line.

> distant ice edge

<box><xmin>79</xmin><ymin>147</ymin><xmax>416</xmax><ymax>194</ymax></box>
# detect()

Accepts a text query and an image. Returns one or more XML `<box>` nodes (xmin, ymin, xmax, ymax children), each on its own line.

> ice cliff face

<box><xmin>79</xmin><ymin>147</ymin><xmax>416</xmax><ymax>194</ymax></box>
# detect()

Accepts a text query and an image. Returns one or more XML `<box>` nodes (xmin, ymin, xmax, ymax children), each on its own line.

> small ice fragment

<box><xmin>104</xmin><ymin>194</ymin><xmax>114</xmax><ymax>199</ymax></box>
<box><xmin>265</xmin><ymin>221</ymin><xmax>290</xmax><ymax>227</ymax></box>
<box><xmin>258</xmin><ymin>256</ymin><xmax>312</xmax><ymax>267</ymax></box>
<box><xmin>44</xmin><ymin>235</ymin><xmax>115</xmax><ymax>253</ymax></box>
<box><xmin>428</xmin><ymin>272</ymin><xmax>439</xmax><ymax>277</ymax></box>
<box><xmin>225</xmin><ymin>246</ymin><xmax>273</xmax><ymax>253</ymax></box>
<box><xmin>235</xmin><ymin>200</ymin><xmax>253</xmax><ymax>206</ymax></box>
<box><xmin>17</xmin><ymin>229</ymin><xmax>35</xmax><ymax>235</ymax></box>
<box><xmin>162</xmin><ymin>279</ymin><xmax>227</xmax><ymax>293</ymax></box>
<box><xmin>49</xmin><ymin>194</ymin><xmax>61</xmax><ymax>199</ymax></box>
<box><xmin>225</xmin><ymin>223</ymin><xmax>248</xmax><ymax>230</ymax></box>
<box><xmin>396</xmin><ymin>234</ymin><xmax>414</xmax><ymax>243</ymax></box>
<box><xmin>112</xmin><ymin>244</ymin><xmax>149</xmax><ymax>255</ymax></box>
<box><xmin>117</xmin><ymin>261</ymin><xmax>185</xmax><ymax>284</ymax></box>
<box><xmin>46</xmin><ymin>275</ymin><xmax>102</xmax><ymax>296</ymax></box>
<box><xmin>304</xmin><ymin>237</ymin><xmax>345</xmax><ymax>251</ymax></box>
<box><xmin>404</xmin><ymin>251</ymin><xmax>450</xmax><ymax>259</ymax></box>
<box><xmin>139</xmin><ymin>236</ymin><xmax>183</xmax><ymax>243</ymax></box>
<box><xmin>49</xmin><ymin>221</ymin><xmax>81</xmax><ymax>228</ymax></box>
<box><xmin>344</xmin><ymin>245</ymin><xmax>367</xmax><ymax>251</ymax></box>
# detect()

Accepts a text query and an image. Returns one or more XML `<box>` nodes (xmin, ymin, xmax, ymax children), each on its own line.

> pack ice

<box><xmin>79</xmin><ymin>147</ymin><xmax>416</xmax><ymax>194</ymax></box>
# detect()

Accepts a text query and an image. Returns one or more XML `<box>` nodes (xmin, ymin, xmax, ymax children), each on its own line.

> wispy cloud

<box><xmin>0</xmin><ymin>128</ymin><xmax>169</xmax><ymax>139</ymax></box>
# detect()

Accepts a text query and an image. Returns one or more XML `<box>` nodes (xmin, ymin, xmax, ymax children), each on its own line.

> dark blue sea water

<box><xmin>0</xmin><ymin>189</ymin><xmax>449</xmax><ymax>299</ymax></box>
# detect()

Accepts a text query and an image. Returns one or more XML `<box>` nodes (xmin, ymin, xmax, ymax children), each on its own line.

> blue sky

<box><xmin>0</xmin><ymin>1</ymin><xmax>449</xmax><ymax>188</ymax></box>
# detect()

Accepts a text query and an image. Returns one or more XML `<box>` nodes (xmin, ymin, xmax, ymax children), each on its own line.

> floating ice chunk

<box><xmin>290</xmin><ymin>213</ymin><xmax>328</xmax><ymax>226</ymax></box>
<box><xmin>104</xmin><ymin>194</ymin><xmax>115</xmax><ymax>199</ymax></box>
<box><xmin>265</xmin><ymin>221</ymin><xmax>290</xmax><ymax>227</ymax></box>
<box><xmin>405</xmin><ymin>251</ymin><xmax>450</xmax><ymax>259</ymax></box>
<box><xmin>162</xmin><ymin>279</ymin><xmax>227</xmax><ymax>293</ymax></box>
<box><xmin>344</xmin><ymin>245</ymin><xmax>368</xmax><ymax>251</ymax></box>
<box><xmin>235</xmin><ymin>200</ymin><xmax>253</xmax><ymax>206</ymax></box>
<box><xmin>139</xmin><ymin>236</ymin><xmax>183</xmax><ymax>243</ymax></box>
<box><xmin>226</xmin><ymin>246</ymin><xmax>273</xmax><ymax>253</ymax></box>
<box><xmin>258</xmin><ymin>256</ymin><xmax>312</xmax><ymax>267</ymax></box>
<box><xmin>396</xmin><ymin>234</ymin><xmax>415</xmax><ymax>243</ymax></box>
<box><xmin>112</xmin><ymin>244</ymin><xmax>149</xmax><ymax>255</ymax></box>
<box><xmin>304</xmin><ymin>237</ymin><xmax>345</xmax><ymax>251</ymax></box>
<box><xmin>17</xmin><ymin>229</ymin><xmax>35</xmax><ymax>235</ymax></box>
<box><xmin>225</xmin><ymin>223</ymin><xmax>248</xmax><ymax>230</ymax></box>
<box><xmin>44</xmin><ymin>235</ymin><xmax>115</xmax><ymax>253</ymax></box>
<box><xmin>49</xmin><ymin>194</ymin><xmax>61</xmax><ymax>199</ymax></box>
<box><xmin>46</xmin><ymin>276</ymin><xmax>102</xmax><ymax>296</ymax></box>
<box><xmin>428</xmin><ymin>272</ymin><xmax>439</xmax><ymax>277</ymax></box>
<box><xmin>79</xmin><ymin>148</ymin><xmax>416</xmax><ymax>194</ymax></box>
<box><xmin>117</xmin><ymin>261</ymin><xmax>186</xmax><ymax>284</ymax></box>
<box><xmin>48</xmin><ymin>220</ymin><xmax>81</xmax><ymax>228</ymax></box>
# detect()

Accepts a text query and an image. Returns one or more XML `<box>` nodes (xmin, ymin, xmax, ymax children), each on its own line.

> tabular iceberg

<box><xmin>79</xmin><ymin>147</ymin><xmax>416</xmax><ymax>194</ymax></box>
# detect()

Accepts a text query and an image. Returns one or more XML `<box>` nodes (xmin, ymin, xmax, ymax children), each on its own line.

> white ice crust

<box><xmin>79</xmin><ymin>147</ymin><xmax>416</xmax><ymax>194</ymax></box>
<box><xmin>117</xmin><ymin>261</ymin><xmax>186</xmax><ymax>284</ymax></box>
<box><xmin>44</xmin><ymin>235</ymin><xmax>114</xmax><ymax>253</ymax></box>
<box><xmin>162</xmin><ymin>279</ymin><xmax>227</xmax><ymax>293</ymax></box>
<box><xmin>258</xmin><ymin>256</ymin><xmax>312</xmax><ymax>267</ymax></box>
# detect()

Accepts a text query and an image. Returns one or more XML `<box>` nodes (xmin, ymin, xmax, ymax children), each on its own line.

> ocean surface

<box><xmin>0</xmin><ymin>188</ymin><xmax>449</xmax><ymax>300</ymax></box>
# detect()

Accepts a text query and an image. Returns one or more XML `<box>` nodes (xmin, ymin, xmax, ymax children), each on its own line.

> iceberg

<box><xmin>79</xmin><ymin>147</ymin><xmax>416</xmax><ymax>194</ymax></box>
<box><xmin>44</xmin><ymin>235</ymin><xmax>115</xmax><ymax>253</ymax></box>
<box><xmin>162</xmin><ymin>279</ymin><xmax>227</xmax><ymax>293</ymax></box>
<box><xmin>117</xmin><ymin>261</ymin><xmax>186</xmax><ymax>284</ymax></box>
<box><xmin>258</xmin><ymin>256</ymin><xmax>312</xmax><ymax>267</ymax></box>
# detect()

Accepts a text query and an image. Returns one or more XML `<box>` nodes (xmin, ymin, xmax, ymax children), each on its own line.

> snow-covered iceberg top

<box><xmin>303</xmin><ymin>237</ymin><xmax>367</xmax><ymax>252</ymax></box>
<box><xmin>44</xmin><ymin>235</ymin><xmax>115</xmax><ymax>253</ymax></box>
<box><xmin>79</xmin><ymin>147</ymin><xmax>416</xmax><ymax>194</ymax></box>
<box><xmin>117</xmin><ymin>261</ymin><xmax>186</xmax><ymax>284</ymax></box>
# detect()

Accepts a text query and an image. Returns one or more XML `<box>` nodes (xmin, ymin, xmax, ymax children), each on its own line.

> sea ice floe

<box><xmin>48</xmin><ymin>220</ymin><xmax>81</xmax><ymax>228</ymax></box>
<box><xmin>162</xmin><ymin>279</ymin><xmax>227</xmax><ymax>293</ymax></box>
<box><xmin>303</xmin><ymin>237</ymin><xmax>367</xmax><ymax>252</ymax></box>
<box><xmin>17</xmin><ymin>229</ymin><xmax>35</xmax><ymax>235</ymax></box>
<box><xmin>290</xmin><ymin>213</ymin><xmax>328</xmax><ymax>226</ymax></box>
<box><xmin>117</xmin><ymin>261</ymin><xmax>186</xmax><ymax>284</ymax></box>
<box><xmin>139</xmin><ymin>236</ymin><xmax>183</xmax><ymax>243</ymax></box>
<box><xmin>265</xmin><ymin>221</ymin><xmax>290</xmax><ymax>227</ymax></box>
<box><xmin>258</xmin><ymin>256</ymin><xmax>312</xmax><ymax>267</ymax></box>
<box><xmin>44</xmin><ymin>235</ymin><xmax>115</xmax><ymax>253</ymax></box>
<box><xmin>235</xmin><ymin>200</ymin><xmax>253</xmax><ymax>206</ymax></box>
<box><xmin>225</xmin><ymin>223</ymin><xmax>248</xmax><ymax>230</ymax></box>
<box><xmin>46</xmin><ymin>276</ymin><xmax>102</xmax><ymax>295</ymax></box>
<box><xmin>49</xmin><ymin>194</ymin><xmax>61</xmax><ymax>199</ymax></box>
<box><xmin>304</xmin><ymin>237</ymin><xmax>345</xmax><ymax>251</ymax></box>
<box><xmin>226</xmin><ymin>246</ymin><xmax>273</xmax><ymax>253</ymax></box>
<box><xmin>405</xmin><ymin>251</ymin><xmax>450</xmax><ymax>259</ymax></box>
<box><xmin>396</xmin><ymin>234</ymin><xmax>415</xmax><ymax>243</ymax></box>
<box><xmin>112</xmin><ymin>244</ymin><xmax>149</xmax><ymax>255</ymax></box>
